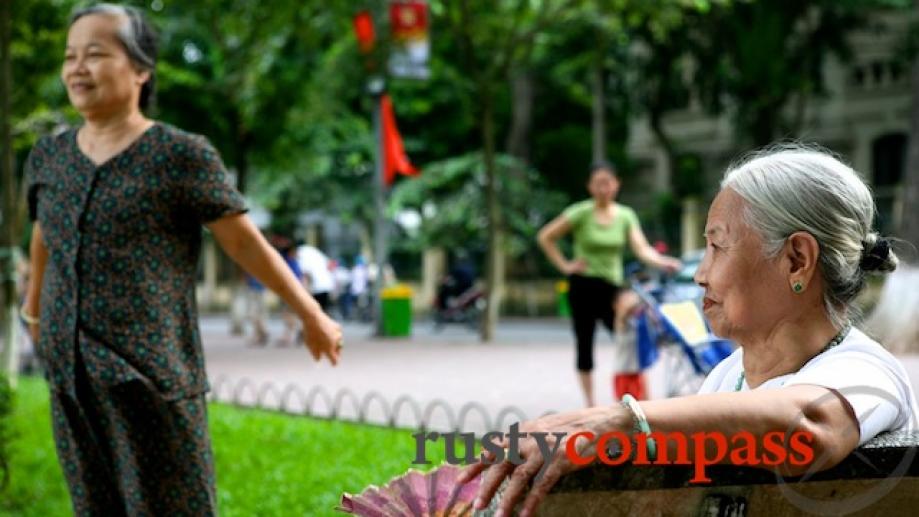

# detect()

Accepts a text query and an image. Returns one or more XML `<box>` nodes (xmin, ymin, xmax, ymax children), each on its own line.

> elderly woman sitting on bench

<box><xmin>461</xmin><ymin>147</ymin><xmax>918</xmax><ymax>517</ymax></box>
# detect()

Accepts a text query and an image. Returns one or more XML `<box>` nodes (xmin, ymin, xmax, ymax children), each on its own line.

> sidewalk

<box><xmin>201</xmin><ymin>316</ymin><xmax>657</xmax><ymax>433</ymax></box>
<box><xmin>15</xmin><ymin>314</ymin><xmax>919</xmax><ymax>432</ymax></box>
<box><xmin>200</xmin><ymin>315</ymin><xmax>919</xmax><ymax>433</ymax></box>
<box><xmin>10</xmin><ymin>314</ymin><xmax>595</xmax><ymax>431</ymax></box>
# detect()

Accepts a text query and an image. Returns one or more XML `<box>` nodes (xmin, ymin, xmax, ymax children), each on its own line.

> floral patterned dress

<box><xmin>25</xmin><ymin>121</ymin><xmax>247</xmax><ymax>516</ymax></box>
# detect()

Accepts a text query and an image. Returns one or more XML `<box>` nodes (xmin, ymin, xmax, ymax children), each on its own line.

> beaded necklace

<box><xmin>734</xmin><ymin>322</ymin><xmax>852</xmax><ymax>392</ymax></box>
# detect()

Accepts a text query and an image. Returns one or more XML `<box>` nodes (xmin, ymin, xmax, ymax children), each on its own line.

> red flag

<box><xmin>352</xmin><ymin>11</ymin><xmax>375</xmax><ymax>54</ymax></box>
<box><xmin>381</xmin><ymin>94</ymin><xmax>419</xmax><ymax>186</ymax></box>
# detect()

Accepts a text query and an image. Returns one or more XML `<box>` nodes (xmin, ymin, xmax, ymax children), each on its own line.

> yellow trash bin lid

<box><xmin>381</xmin><ymin>284</ymin><xmax>413</xmax><ymax>299</ymax></box>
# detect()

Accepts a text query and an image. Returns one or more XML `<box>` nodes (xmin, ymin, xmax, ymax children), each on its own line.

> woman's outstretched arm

<box><xmin>628</xmin><ymin>223</ymin><xmax>682</xmax><ymax>272</ymax></box>
<box><xmin>207</xmin><ymin>213</ymin><xmax>342</xmax><ymax>365</ymax></box>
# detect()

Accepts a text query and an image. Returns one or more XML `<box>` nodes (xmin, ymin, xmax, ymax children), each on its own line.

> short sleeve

<box><xmin>175</xmin><ymin>135</ymin><xmax>248</xmax><ymax>224</ymax></box>
<box><xmin>622</xmin><ymin>206</ymin><xmax>640</xmax><ymax>232</ymax></box>
<box><xmin>697</xmin><ymin>349</ymin><xmax>742</xmax><ymax>394</ymax></box>
<box><xmin>562</xmin><ymin>201</ymin><xmax>591</xmax><ymax>229</ymax></box>
<box><xmin>784</xmin><ymin>354</ymin><xmax>910</xmax><ymax>445</ymax></box>
<box><xmin>24</xmin><ymin>140</ymin><xmax>47</xmax><ymax>222</ymax></box>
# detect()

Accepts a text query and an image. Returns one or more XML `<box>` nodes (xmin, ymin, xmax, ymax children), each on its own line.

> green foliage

<box><xmin>11</xmin><ymin>0</ymin><xmax>75</xmax><ymax>162</ymax></box>
<box><xmin>11</xmin><ymin>0</ymin><xmax>911</xmax><ymax>266</ymax></box>
<box><xmin>690</xmin><ymin>0</ymin><xmax>869</xmax><ymax>146</ymax></box>
<box><xmin>0</xmin><ymin>374</ymin><xmax>12</xmax><ymax>493</ymax></box>
<box><xmin>389</xmin><ymin>152</ymin><xmax>568</xmax><ymax>258</ymax></box>
<box><xmin>1</xmin><ymin>377</ymin><xmax>451</xmax><ymax>516</ymax></box>
<box><xmin>673</xmin><ymin>153</ymin><xmax>705</xmax><ymax>197</ymax></box>
<box><xmin>151</xmin><ymin>1</ymin><xmax>360</xmax><ymax>192</ymax></box>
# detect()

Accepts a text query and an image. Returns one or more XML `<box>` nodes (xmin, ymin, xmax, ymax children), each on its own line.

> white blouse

<box><xmin>699</xmin><ymin>328</ymin><xmax>918</xmax><ymax>445</ymax></box>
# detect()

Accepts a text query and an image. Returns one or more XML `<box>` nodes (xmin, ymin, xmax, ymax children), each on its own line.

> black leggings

<box><xmin>567</xmin><ymin>274</ymin><xmax>621</xmax><ymax>372</ymax></box>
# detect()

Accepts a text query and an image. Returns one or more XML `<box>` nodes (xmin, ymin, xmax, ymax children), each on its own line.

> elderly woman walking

<box><xmin>461</xmin><ymin>147</ymin><xmax>918</xmax><ymax>516</ymax></box>
<box><xmin>19</xmin><ymin>4</ymin><xmax>341</xmax><ymax>515</ymax></box>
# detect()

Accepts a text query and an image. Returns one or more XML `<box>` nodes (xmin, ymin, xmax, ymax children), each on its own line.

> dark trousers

<box><xmin>314</xmin><ymin>291</ymin><xmax>331</xmax><ymax>312</ymax></box>
<box><xmin>567</xmin><ymin>274</ymin><xmax>621</xmax><ymax>372</ymax></box>
<box><xmin>49</xmin><ymin>353</ymin><xmax>217</xmax><ymax>517</ymax></box>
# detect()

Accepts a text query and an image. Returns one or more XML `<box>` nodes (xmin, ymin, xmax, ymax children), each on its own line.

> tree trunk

<box><xmin>235</xmin><ymin>133</ymin><xmax>250</xmax><ymax>194</ymax></box>
<box><xmin>591</xmin><ymin>57</ymin><xmax>606</xmax><ymax>163</ymax></box>
<box><xmin>481</xmin><ymin>92</ymin><xmax>504</xmax><ymax>342</ymax></box>
<box><xmin>790</xmin><ymin>89</ymin><xmax>809</xmax><ymax>137</ymax></box>
<box><xmin>506</xmin><ymin>69</ymin><xmax>534</xmax><ymax>161</ymax></box>
<box><xmin>421</xmin><ymin>247</ymin><xmax>446</xmax><ymax>311</ymax></box>
<box><xmin>0</xmin><ymin>0</ymin><xmax>19</xmax><ymax>384</ymax></box>
<box><xmin>649</xmin><ymin>110</ymin><xmax>678</xmax><ymax>191</ymax></box>
<box><xmin>749</xmin><ymin>100</ymin><xmax>784</xmax><ymax>148</ymax></box>
<box><xmin>503</xmin><ymin>68</ymin><xmax>535</xmax><ymax>322</ymax></box>
<box><xmin>358</xmin><ymin>223</ymin><xmax>374</xmax><ymax>264</ymax></box>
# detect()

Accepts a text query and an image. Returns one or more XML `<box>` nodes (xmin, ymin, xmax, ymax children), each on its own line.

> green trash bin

<box><xmin>381</xmin><ymin>284</ymin><xmax>413</xmax><ymax>337</ymax></box>
<box><xmin>556</xmin><ymin>280</ymin><xmax>571</xmax><ymax>318</ymax></box>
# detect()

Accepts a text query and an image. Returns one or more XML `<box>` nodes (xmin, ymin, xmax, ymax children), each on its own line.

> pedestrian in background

<box><xmin>351</xmin><ymin>255</ymin><xmax>370</xmax><ymax>321</ymax></box>
<box><xmin>332</xmin><ymin>258</ymin><xmax>354</xmax><ymax>320</ymax></box>
<box><xmin>537</xmin><ymin>161</ymin><xmax>681</xmax><ymax>407</ymax></box>
<box><xmin>244</xmin><ymin>271</ymin><xmax>270</xmax><ymax>346</ymax></box>
<box><xmin>277</xmin><ymin>238</ymin><xmax>304</xmax><ymax>346</ymax></box>
<box><xmin>297</xmin><ymin>243</ymin><xmax>335</xmax><ymax>312</ymax></box>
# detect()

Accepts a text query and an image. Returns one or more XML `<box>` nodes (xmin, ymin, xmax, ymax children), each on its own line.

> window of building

<box><xmin>872</xmin><ymin>133</ymin><xmax>907</xmax><ymax>235</ymax></box>
<box><xmin>872</xmin><ymin>133</ymin><xmax>907</xmax><ymax>187</ymax></box>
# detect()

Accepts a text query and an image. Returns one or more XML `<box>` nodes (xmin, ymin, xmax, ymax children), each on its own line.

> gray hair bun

<box><xmin>721</xmin><ymin>145</ymin><xmax>895</xmax><ymax>328</ymax></box>
<box><xmin>861</xmin><ymin>233</ymin><xmax>898</xmax><ymax>273</ymax></box>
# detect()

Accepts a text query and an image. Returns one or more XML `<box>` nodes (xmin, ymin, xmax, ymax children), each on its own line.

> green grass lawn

<box><xmin>1</xmin><ymin>377</ymin><xmax>452</xmax><ymax>516</ymax></box>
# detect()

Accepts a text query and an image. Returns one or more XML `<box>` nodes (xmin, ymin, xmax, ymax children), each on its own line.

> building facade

<box><xmin>626</xmin><ymin>12</ymin><xmax>911</xmax><ymax>254</ymax></box>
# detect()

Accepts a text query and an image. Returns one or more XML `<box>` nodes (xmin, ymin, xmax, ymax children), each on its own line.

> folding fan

<box><xmin>337</xmin><ymin>464</ymin><xmax>482</xmax><ymax>517</ymax></box>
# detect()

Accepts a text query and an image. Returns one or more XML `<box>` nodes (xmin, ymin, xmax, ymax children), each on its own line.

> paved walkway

<box><xmin>201</xmin><ymin>315</ymin><xmax>919</xmax><ymax>434</ymax></box>
<box><xmin>16</xmin><ymin>314</ymin><xmax>919</xmax><ymax>433</ymax></box>
<box><xmin>202</xmin><ymin>316</ymin><xmax>603</xmax><ymax>432</ymax></box>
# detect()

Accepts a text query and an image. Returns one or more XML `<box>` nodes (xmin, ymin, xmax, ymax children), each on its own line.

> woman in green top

<box><xmin>538</xmin><ymin>162</ymin><xmax>681</xmax><ymax>407</ymax></box>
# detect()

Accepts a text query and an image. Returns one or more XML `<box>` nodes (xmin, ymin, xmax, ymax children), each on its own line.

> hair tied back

<box><xmin>860</xmin><ymin>236</ymin><xmax>892</xmax><ymax>272</ymax></box>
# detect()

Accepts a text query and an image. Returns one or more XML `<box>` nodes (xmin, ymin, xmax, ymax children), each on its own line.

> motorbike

<box><xmin>432</xmin><ymin>281</ymin><xmax>485</xmax><ymax>331</ymax></box>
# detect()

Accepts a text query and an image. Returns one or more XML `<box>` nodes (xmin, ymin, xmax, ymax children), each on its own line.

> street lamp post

<box><xmin>355</xmin><ymin>2</ymin><xmax>428</xmax><ymax>337</ymax></box>
<box><xmin>369</xmin><ymin>77</ymin><xmax>387</xmax><ymax>337</ymax></box>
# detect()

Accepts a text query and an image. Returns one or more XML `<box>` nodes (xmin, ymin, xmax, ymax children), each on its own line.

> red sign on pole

<box><xmin>390</xmin><ymin>1</ymin><xmax>428</xmax><ymax>41</ymax></box>
<box><xmin>352</xmin><ymin>11</ymin><xmax>376</xmax><ymax>54</ymax></box>
<box><xmin>389</xmin><ymin>1</ymin><xmax>429</xmax><ymax>80</ymax></box>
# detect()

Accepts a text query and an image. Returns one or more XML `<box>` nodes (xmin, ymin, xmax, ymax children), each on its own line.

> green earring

<box><xmin>793</xmin><ymin>282</ymin><xmax>804</xmax><ymax>293</ymax></box>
